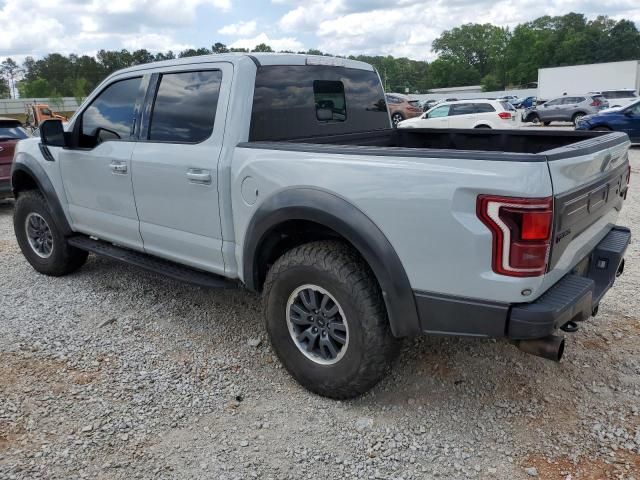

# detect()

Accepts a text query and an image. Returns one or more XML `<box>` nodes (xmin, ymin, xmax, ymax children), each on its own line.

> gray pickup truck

<box><xmin>11</xmin><ymin>53</ymin><xmax>631</xmax><ymax>398</ymax></box>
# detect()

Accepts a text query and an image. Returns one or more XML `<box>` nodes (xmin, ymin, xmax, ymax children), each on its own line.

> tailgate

<box><xmin>541</xmin><ymin>132</ymin><xmax>630</xmax><ymax>291</ymax></box>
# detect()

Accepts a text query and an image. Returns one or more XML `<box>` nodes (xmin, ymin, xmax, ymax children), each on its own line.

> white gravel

<box><xmin>1</xmin><ymin>149</ymin><xmax>639</xmax><ymax>479</ymax></box>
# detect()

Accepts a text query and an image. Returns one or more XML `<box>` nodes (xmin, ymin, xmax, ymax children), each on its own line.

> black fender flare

<box><xmin>243</xmin><ymin>187</ymin><xmax>420</xmax><ymax>337</ymax></box>
<box><xmin>11</xmin><ymin>156</ymin><xmax>73</xmax><ymax>236</ymax></box>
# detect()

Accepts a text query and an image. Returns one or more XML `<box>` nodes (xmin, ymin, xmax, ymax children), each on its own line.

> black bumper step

<box><xmin>68</xmin><ymin>236</ymin><xmax>236</xmax><ymax>289</ymax></box>
<box><xmin>508</xmin><ymin>226</ymin><xmax>630</xmax><ymax>340</ymax></box>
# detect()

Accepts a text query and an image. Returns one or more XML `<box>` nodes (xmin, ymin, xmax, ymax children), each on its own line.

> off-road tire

<box><xmin>14</xmin><ymin>190</ymin><xmax>88</xmax><ymax>276</ymax></box>
<box><xmin>263</xmin><ymin>241</ymin><xmax>401</xmax><ymax>399</ymax></box>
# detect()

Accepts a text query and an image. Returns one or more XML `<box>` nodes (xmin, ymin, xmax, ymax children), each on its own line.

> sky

<box><xmin>1</xmin><ymin>0</ymin><xmax>639</xmax><ymax>64</ymax></box>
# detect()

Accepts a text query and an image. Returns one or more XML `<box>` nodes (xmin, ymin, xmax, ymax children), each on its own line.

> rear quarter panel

<box><xmin>231</xmin><ymin>147</ymin><xmax>554</xmax><ymax>303</ymax></box>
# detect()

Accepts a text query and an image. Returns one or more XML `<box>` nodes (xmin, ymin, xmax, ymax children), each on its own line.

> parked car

<box><xmin>0</xmin><ymin>118</ymin><xmax>29</xmax><ymax>198</ymax></box>
<box><xmin>398</xmin><ymin>99</ymin><xmax>518</xmax><ymax>129</ymax></box>
<box><xmin>497</xmin><ymin>95</ymin><xmax>518</xmax><ymax>103</ymax></box>
<box><xmin>525</xmin><ymin>94</ymin><xmax>608</xmax><ymax>126</ymax></box>
<box><xmin>11</xmin><ymin>53</ymin><xmax>630</xmax><ymax>399</ymax></box>
<box><xmin>385</xmin><ymin>93</ymin><xmax>423</xmax><ymax>126</ymax></box>
<box><xmin>575</xmin><ymin>99</ymin><xmax>640</xmax><ymax>142</ymax></box>
<box><xmin>512</xmin><ymin>96</ymin><xmax>536</xmax><ymax>109</ymax></box>
<box><xmin>589</xmin><ymin>89</ymin><xmax>638</xmax><ymax>108</ymax></box>
<box><xmin>418</xmin><ymin>99</ymin><xmax>439</xmax><ymax>111</ymax></box>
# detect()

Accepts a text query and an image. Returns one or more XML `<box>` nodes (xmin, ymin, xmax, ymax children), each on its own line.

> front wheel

<box><xmin>263</xmin><ymin>241</ymin><xmax>401</xmax><ymax>399</ymax></box>
<box><xmin>14</xmin><ymin>190</ymin><xmax>88</xmax><ymax>276</ymax></box>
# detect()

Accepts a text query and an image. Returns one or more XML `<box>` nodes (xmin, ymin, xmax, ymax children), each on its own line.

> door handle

<box><xmin>186</xmin><ymin>169</ymin><xmax>212</xmax><ymax>185</ymax></box>
<box><xmin>110</xmin><ymin>162</ymin><xmax>128</xmax><ymax>174</ymax></box>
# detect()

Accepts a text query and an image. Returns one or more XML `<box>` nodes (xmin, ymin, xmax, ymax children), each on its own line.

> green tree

<box><xmin>18</xmin><ymin>78</ymin><xmax>53</xmax><ymax>98</ymax></box>
<box><xmin>252</xmin><ymin>43</ymin><xmax>274</xmax><ymax>52</ymax></box>
<box><xmin>481</xmin><ymin>73</ymin><xmax>502</xmax><ymax>92</ymax></box>
<box><xmin>0</xmin><ymin>77</ymin><xmax>9</xmax><ymax>99</ymax></box>
<box><xmin>1</xmin><ymin>57</ymin><xmax>22</xmax><ymax>98</ymax></box>
<box><xmin>178</xmin><ymin>48</ymin><xmax>211</xmax><ymax>58</ymax></box>
<box><xmin>212</xmin><ymin>43</ymin><xmax>229</xmax><ymax>54</ymax></box>
<box><xmin>429</xmin><ymin>57</ymin><xmax>480</xmax><ymax>88</ymax></box>
<box><xmin>432</xmin><ymin>23</ymin><xmax>510</xmax><ymax>80</ymax></box>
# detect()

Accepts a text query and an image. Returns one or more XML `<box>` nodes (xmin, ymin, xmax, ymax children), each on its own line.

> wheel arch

<box><xmin>11</xmin><ymin>159</ymin><xmax>73</xmax><ymax>236</ymax></box>
<box><xmin>242</xmin><ymin>188</ymin><xmax>420</xmax><ymax>337</ymax></box>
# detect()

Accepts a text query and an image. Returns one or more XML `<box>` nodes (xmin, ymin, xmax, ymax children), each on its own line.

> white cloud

<box><xmin>218</xmin><ymin>20</ymin><xmax>257</xmax><ymax>36</ymax></box>
<box><xmin>229</xmin><ymin>33</ymin><xmax>304</xmax><ymax>52</ymax></box>
<box><xmin>278</xmin><ymin>0</ymin><xmax>640</xmax><ymax>60</ymax></box>
<box><xmin>0</xmin><ymin>0</ymin><xmax>232</xmax><ymax>58</ymax></box>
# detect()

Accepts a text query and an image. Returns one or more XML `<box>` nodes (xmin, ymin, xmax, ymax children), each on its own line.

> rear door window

<box><xmin>148</xmin><ymin>70</ymin><xmax>222</xmax><ymax>143</ymax></box>
<box><xmin>449</xmin><ymin>103</ymin><xmax>475</xmax><ymax>116</ymax></box>
<box><xmin>476</xmin><ymin>103</ymin><xmax>496</xmax><ymax>113</ymax></box>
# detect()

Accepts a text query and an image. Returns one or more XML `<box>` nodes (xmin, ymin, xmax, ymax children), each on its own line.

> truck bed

<box><xmin>240</xmin><ymin>128</ymin><xmax>628</xmax><ymax>161</ymax></box>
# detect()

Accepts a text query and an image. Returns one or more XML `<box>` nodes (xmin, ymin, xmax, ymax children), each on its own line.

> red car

<box><xmin>0</xmin><ymin>118</ymin><xmax>29</xmax><ymax>198</ymax></box>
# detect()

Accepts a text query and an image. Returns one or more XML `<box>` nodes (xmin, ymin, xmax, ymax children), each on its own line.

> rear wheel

<box><xmin>263</xmin><ymin>241</ymin><xmax>401</xmax><ymax>399</ymax></box>
<box><xmin>572</xmin><ymin>112</ymin><xmax>586</xmax><ymax>126</ymax></box>
<box><xmin>474</xmin><ymin>124</ymin><xmax>491</xmax><ymax>129</ymax></box>
<box><xmin>528</xmin><ymin>113</ymin><xmax>540</xmax><ymax>125</ymax></box>
<box><xmin>14</xmin><ymin>190</ymin><xmax>88</xmax><ymax>276</ymax></box>
<box><xmin>391</xmin><ymin>112</ymin><xmax>404</xmax><ymax>127</ymax></box>
<box><xmin>543</xmin><ymin>121</ymin><xmax>551</xmax><ymax>126</ymax></box>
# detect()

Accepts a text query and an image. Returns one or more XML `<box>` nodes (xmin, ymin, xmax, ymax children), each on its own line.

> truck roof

<box><xmin>112</xmin><ymin>53</ymin><xmax>375</xmax><ymax>77</ymax></box>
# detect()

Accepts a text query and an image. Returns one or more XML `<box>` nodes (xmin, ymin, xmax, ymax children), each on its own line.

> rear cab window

<box><xmin>313</xmin><ymin>80</ymin><xmax>346</xmax><ymax>122</ymax></box>
<box><xmin>250</xmin><ymin>65</ymin><xmax>388</xmax><ymax>141</ymax></box>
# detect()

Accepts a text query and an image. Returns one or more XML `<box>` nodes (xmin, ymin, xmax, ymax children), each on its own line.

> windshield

<box><xmin>0</xmin><ymin>124</ymin><xmax>28</xmax><ymax>140</ymax></box>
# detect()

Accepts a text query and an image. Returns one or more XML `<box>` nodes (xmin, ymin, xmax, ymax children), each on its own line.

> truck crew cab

<box><xmin>11</xmin><ymin>54</ymin><xmax>631</xmax><ymax>398</ymax></box>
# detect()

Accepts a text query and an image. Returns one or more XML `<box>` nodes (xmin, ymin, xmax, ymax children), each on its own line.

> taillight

<box><xmin>477</xmin><ymin>195</ymin><xmax>553</xmax><ymax>277</ymax></box>
<box><xmin>498</xmin><ymin>112</ymin><xmax>512</xmax><ymax>120</ymax></box>
<box><xmin>590</xmin><ymin>100</ymin><xmax>601</xmax><ymax>106</ymax></box>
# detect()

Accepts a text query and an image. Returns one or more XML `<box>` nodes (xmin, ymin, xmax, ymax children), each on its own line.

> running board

<box><xmin>67</xmin><ymin>236</ymin><xmax>237</xmax><ymax>289</ymax></box>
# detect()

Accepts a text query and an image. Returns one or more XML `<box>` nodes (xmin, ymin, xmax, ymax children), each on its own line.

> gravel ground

<box><xmin>1</xmin><ymin>149</ymin><xmax>639</xmax><ymax>480</ymax></box>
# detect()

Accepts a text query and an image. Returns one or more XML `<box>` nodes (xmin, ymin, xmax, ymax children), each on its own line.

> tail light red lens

<box><xmin>591</xmin><ymin>100</ymin><xmax>602</xmax><ymax>106</ymax></box>
<box><xmin>477</xmin><ymin>195</ymin><xmax>553</xmax><ymax>277</ymax></box>
<box><xmin>498</xmin><ymin>112</ymin><xmax>512</xmax><ymax>120</ymax></box>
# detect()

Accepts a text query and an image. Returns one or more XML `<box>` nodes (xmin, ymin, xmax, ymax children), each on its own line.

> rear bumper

<box><xmin>414</xmin><ymin>226</ymin><xmax>631</xmax><ymax>339</ymax></box>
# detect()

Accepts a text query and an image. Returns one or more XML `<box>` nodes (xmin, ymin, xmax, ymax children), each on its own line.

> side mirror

<box><xmin>624</xmin><ymin>110</ymin><xmax>634</xmax><ymax>117</ymax></box>
<box><xmin>39</xmin><ymin>119</ymin><xmax>66</xmax><ymax>147</ymax></box>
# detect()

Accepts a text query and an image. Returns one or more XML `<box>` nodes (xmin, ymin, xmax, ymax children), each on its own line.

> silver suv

<box><xmin>529</xmin><ymin>94</ymin><xmax>608</xmax><ymax>126</ymax></box>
